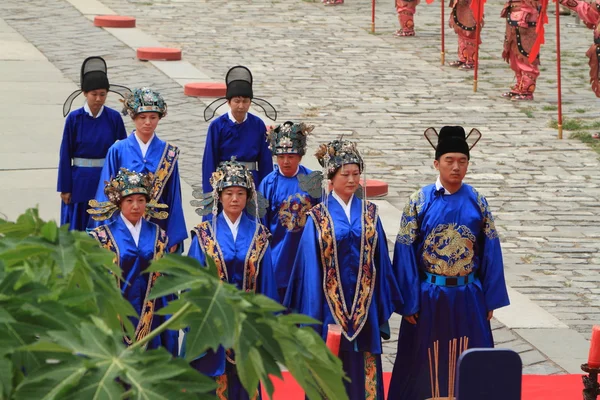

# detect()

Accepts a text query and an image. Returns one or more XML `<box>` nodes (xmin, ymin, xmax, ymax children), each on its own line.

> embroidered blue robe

<box><xmin>202</xmin><ymin>112</ymin><xmax>273</xmax><ymax>193</ymax></box>
<box><xmin>88</xmin><ymin>217</ymin><xmax>178</xmax><ymax>355</ymax></box>
<box><xmin>284</xmin><ymin>196</ymin><xmax>403</xmax><ymax>400</ymax></box>
<box><xmin>258</xmin><ymin>164</ymin><xmax>319</xmax><ymax>302</ymax></box>
<box><xmin>90</xmin><ymin>132</ymin><xmax>187</xmax><ymax>247</ymax></box>
<box><xmin>57</xmin><ymin>106</ymin><xmax>126</xmax><ymax>231</ymax></box>
<box><xmin>388</xmin><ymin>183</ymin><xmax>510</xmax><ymax>400</ymax></box>
<box><xmin>186</xmin><ymin>213</ymin><xmax>278</xmax><ymax>399</ymax></box>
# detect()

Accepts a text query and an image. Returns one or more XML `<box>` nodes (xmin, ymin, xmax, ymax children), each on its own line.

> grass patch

<box><xmin>570</xmin><ymin>131</ymin><xmax>600</xmax><ymax>154</ymax></box>
<box><xmin>571</xmin><ymin>61</ymin><xmax>584</xmax><ymax>67</ymax></box>
<box><xmin>522</xmin><ymin>106</ymin><xmax>536</xmax><ymax>118</ymax></box>
<box><xmin>548</xmin><ymin>117</ymin><xmax>600</xmax><ymax>131</ymax></box>
<box><xmin>575</xmin><ymin>108</ymin><xmax>587</xmax><ymax>114</ymax></box>
<box><xmin>542</xmin><ymin>105</ymin><xmax>558</xmax><ymax>111</ymax></box>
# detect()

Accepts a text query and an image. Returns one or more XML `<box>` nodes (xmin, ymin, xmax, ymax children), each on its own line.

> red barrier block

<box><xmin>94</xmin><ymin>15</ymin><xmax>136</xmax><ymax>28</ymax></box>
<box><xmin>184</xmin><ymin>82</ymin><xmax>227</xmax><ymax>97</ymax></box>
<box><xmin>137</xmin><ymin>47</ymin><xmax>182</xmax><ymax>61</ymax></box>
<box><xmin>363</xmin><ymin>179</ymin><xmax>388</xmax><ymax>197</ymax></box>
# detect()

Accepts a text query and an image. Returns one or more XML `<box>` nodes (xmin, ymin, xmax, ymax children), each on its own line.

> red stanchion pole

<box><xmin>441</xmin><ymin>0</ymin><xmax>446</xmax><ymax>65</ymax></box>
<box><xmin>473</xmin><ymin>0</ymin><xmax>483</xmax><ymax>92</ymax></box>
<box><xmin>555</xmin><ymin>0</ymin><xmax>563</xmax><ymax>139</ymax></box>
<box><xmin>371</xmin><ymin>0</ymin><xmax>376</xmax><ymax>33</ymax></box>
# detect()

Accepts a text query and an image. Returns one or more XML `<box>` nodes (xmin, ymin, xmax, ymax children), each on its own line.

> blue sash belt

<box><xmin>425</xmin><ymin>271</ymin><xmax>475</xmax><ymax>287</ymax></box>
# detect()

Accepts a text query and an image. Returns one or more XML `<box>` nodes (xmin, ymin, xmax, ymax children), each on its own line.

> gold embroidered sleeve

<box><xmin>473</xmin><ymin>188</ymin><xmax>499</xmax><ymax>240</ymax></box>
<box><xmin>396</xmin><ymin>190</ymin><xmax>422</xmax><ymax>245</ymax></box>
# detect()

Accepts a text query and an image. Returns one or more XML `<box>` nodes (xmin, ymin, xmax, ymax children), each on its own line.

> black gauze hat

<box><xmin>203</xmin><ymin>65</ymin><xmax>277</xmax><ymax>122</ymax></box>
<box><xmin>436</xmin><ymin>126</ymin><xmax>470</xmax><ymax>159</ymax></box>
<box><xmin>62</xmin><ymin>56</ymin><xmax>131</xmax><ymax>117</ymax></box>
<box><xmin>424</xmin><ymin>126</ymin><xmax>482</xmax><ymax>160</ymax></box>
<box><xmin>226</xmin><ymin>66</ymin><xmax>253</xmax><ymax>99</ymax></box>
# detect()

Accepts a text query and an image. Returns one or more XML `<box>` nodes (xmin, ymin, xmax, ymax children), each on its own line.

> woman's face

<box><xmin>276</xmin><ymin>154</ymin><xmax>302</xmax><ymax>177</ymax></box>
<box><xmin>134</xmin><ymin>112</ymin><xmax>160</xmax><ymax>137</ymax></box>
<box><xmin>120</xmin><ymin>194</ymin><xmax>147</xmax><ymax>224</ymax></box>
<box><xmin>220</xmin><ymin>186</ymin><xmax>248</xmax><ymax>219</ymax></box>
<box><xmin>331</xmin><ymin>163</ymin><xmax>361</xmax><ymax>198</ymax></box>
<box><xmin>84</xmin><ymin>89</ymin><xmax>108</xmax><ymax>116</ymax></box>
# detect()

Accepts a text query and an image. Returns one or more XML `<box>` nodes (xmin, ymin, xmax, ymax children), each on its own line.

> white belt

<box><xmin>72</xmin><ymin>157</ymin><xmax>105</xmax><ymax>167</ymax></box>
<box><xmin>220</xmin><ymin>160</ymin><xmax>258</xmax><ymax>171</ymax></box>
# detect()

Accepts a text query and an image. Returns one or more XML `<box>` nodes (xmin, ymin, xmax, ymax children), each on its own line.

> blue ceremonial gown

<box><xmin>57</xmin><ymin>106</ymin><xmax>126</xmax><ymax>231</ymax></box>
<box><xmin>284</xmin><ymin>195</ymin><xmax>403</xmax><ymax>400</ymax></box>
<box><xmin>187</xmin><ymin>212</ymin><xmax>278</xmax><ymax>399</ymax></box>
<box><xmin>90</xmin><ymin>132</ymin><xmax>187</xmax><ymax>248</ymax></box>
<box><xmin>258</xmin><ymin>165</ymin><xmax>319</xmax><ymax>302</ymax></box>
<box><xmin>89</xmin><ymin>216</ymin><xmax>178</xmax><ymax>355</ymax></box>
<box><xmin>388</xmin><ymin>183</ymin><xmax>510</xmax><ymax>400</ymax></box>
<box><xmin>202</xmin><ymin>112</ymin><xmax>273</xmax><ymax>193</ymax></box>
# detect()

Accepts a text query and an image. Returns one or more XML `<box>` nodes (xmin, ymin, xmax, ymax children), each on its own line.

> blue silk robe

<box><xmin>202</xmin><ymin>112</ymin><xmax>273</xmax><ymax>193</ymax></box>
<box><xmin>284</xmin><ymin>195</ymin><xmax>403</xmax><ymax>400</ymax></box>
<box><xmin>388</xmin><ymin>183</ymin><xmax>510</xmax><ymax>400</ymax></box>
<box><xmin>90</xmin><ymin>132</ymin><xmax>187</xmax><ymax>248</ymax></box>
<box><xmin>187</xmin><ymin>212</ymin><xmax>278</xmax><ymax>399</ymax></box>
<box><xmin>89</xmin><ymin>216</ymin><xmax>178</xmax><ymax>355</ymax></box>
<box><xmin>258</xmin><ymin>165</ymin><xmax>319</xmax><ymax>302</ymax></box>
<box><xmin>57</xmin><ymin>106</ymin><xmax>126</xmax><ymax>231</ymax></box>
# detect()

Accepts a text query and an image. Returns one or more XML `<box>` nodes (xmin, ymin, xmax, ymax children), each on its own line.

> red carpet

<box><xmin>262</xmin><ymin>372</ymin><xmax>584</xmax><ymax>399</ymax></box>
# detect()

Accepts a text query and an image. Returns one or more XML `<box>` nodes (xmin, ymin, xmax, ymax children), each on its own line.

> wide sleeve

<box><xmin>87</xmin><ymin>146</ymin><xmax>119</xmax><ymax>230</ymax></box>
<box><xmin>257</xmin><ymin>120</ymin><xmax>273</xmax><ymax>185</ymax></box>
<box><xmin>258</xmin><ymin>175</ymin><xmax>273</xmax><ymax>227</ymax></box>
<box><xmin>114</xmin><ymin>112</ymin><xmax>127</xmax><ymax>141</ymax></box>
<box><xmin>257</xmin><ymin>245</ymin><xmax>280</xmax><ymax>302</ymax></box>
<box><xmin>57</xmin><ymin>114</ymin><xmax>75</xmax><ymax>193</ymax></box>
<box><xmin>283</xmin><ymin>217</ymin><xmax>324</xmax><ymax>332</ymax></box>
<box><xmin>392</xmin><ymin>194</ymin><xmax>422</xmax><ymax>317</ymax></box>
<box><xmin>476</xmin><ymin>197</ymin><xmax>510</xmax><ymax>311</ymax></box>
<box><xmin>202</xmin><ymin>121</ymin><xmax>220</xmax><ymax>193</ymax></box>
<box><xmin>187</xmin><ymin>234</ymin><xmax>207</xmax><ymax>267</ymax></box>
<box><xmin>374</xmin><ymin>218</ymin><xmax>403</xmax><ymax>326</ymax></box>
<box><xmin>162</xmin><ymin>159</ymin><xmax>188</xmax><ymax>247</ymax></box>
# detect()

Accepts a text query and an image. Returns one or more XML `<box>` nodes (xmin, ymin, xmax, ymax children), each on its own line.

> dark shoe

<box><xmin>459</xmin><ymin>63</ymin><xmax>474</xmax><ymax>70</ymax></box>
<box><xmin>449</xmin><ymin>60</ymin><xmax>465</xmax><ymax>67</ymax></box>
<box><xmin>393</xmin><ymin>29</ymin><xmax>415</xmax><ymax>37</ymax></box>
<box><xmin>511</xmin><ymin>93</ymin><xmax>534</xmax><ymax>101</ymax></box>
<box><xmin>501</xmin><ymin>91</ymin><xmax>517</xmax><ymax>98</ymax></box>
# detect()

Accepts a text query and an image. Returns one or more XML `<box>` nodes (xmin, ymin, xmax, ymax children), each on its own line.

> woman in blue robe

<box><xmin>284</xmin><ymin>140</ymin><xmax>403</xmax><ymax>400</ymax></box>
<box><xmin>87</xmin><ymin>168</ymin><xmax>178</xmax><ymax>355</ymax></box>
<box><xmin>258</xmin><ymin>121</ymin><xmax>320</xmax><ymax>302</ymax></box>
<box><xmin>202</xmin><ymin>66</ymin><xmax>278</xmax><ymax>194</ymax></box>
<box><xmin>91</xmin><ymin>87</ymin><xmax>187</xmax><ymax>251</ymax></box>
<box><xmin>388</xmin><ymin>126</ymin><xmax>510</xmax><ymax>400</ymax></box>
<box><xmin>57</xmin><ymin>56</ymin><xmax>127</xmax><ymax>231</ymax></box>
<box><xmin>187</xmin><ymin>159</ymin><xmax>278</xmax><ymax>399</ymax></box>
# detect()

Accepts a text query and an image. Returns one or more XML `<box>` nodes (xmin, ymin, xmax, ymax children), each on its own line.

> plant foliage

<box><xmin>0</xmin><ymin>209</ymin><xmax>347</xmax><ymax>399</ymax></box>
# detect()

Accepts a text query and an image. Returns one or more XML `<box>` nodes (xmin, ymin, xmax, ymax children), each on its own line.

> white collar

<box><xmin>134</xmin><ymin>131</ymin><xmax>155</xmax><ymax>158</ymax></box>
<box><xmin>277</xmin><ymin>166</ymin><xmax>300</xmax><ymax>178</ymax></box>
<box><xmin>120</xmin><ymin>213</ymin><xmax>143</xmax><ymax>246</ymax></box>
<box><xmin>223</xmin><ymin>212</ymin><xmax>243</xmax><ymax>242</ymax></box>
<box><xmin>331</xmin><ymin>191</ymin><xmax>354</xmax><ymax>222</ymax></box>
<box><xmin>83</xmin><ymin>101</ymin><xmax>104</xmax><ymax>118</ymax></box>
<box><xmin>435</xmin><ymin>177</ymin><xmax>460</xmax><ymax>195</ymax></box>
<box><xmin>228</xmin><ymin>110</ymin><xmax>248</xmax><ymax>124</ymax></box>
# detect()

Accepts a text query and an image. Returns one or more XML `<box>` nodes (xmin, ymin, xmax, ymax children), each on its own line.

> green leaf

<box><xmin>14</xmin><ymin>359</ymin><xmax>87</xmax><ymax>400</ymax></box>
<box><xmin>41</xmin><ymin>221</ymin><xmax>58</xmax><ymax>244</ymax></box>
<box><xmin>0</xmin><ymin>308</ymin><xmax>16</xmax><ymax>324</ymax></box>
<box><xmin>180</xmin><ymin>285</ymin><xmax>237</xmax><ymax>361</ymax></box>
<box><xmin>0</xmin><ymin>356</ymin><xmax>12</xmax><ymax>400</ymax></box>
<box><xmin>54</xmin><ymin>227</ymin><xmax>77</xmax><ymax>276</ymax></box>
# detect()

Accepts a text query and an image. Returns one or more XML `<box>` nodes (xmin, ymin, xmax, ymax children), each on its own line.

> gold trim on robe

<box><xmin>149</xmin><ymin>142</ymin><xmax>179</xmax><ymax>203</ymax></box>
<box><xmin>309</xmin><ymin>201</ymin><xmax>378</xmax><ymax>342</ymax></box>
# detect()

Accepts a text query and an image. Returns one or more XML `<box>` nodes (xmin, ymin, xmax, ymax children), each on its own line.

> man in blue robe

<box><xmin>258</xmin><ymin>121</ymin><xmax>320</xmax><ymax>302</ymax></box>
<box><xmin>90</xmin><ymin>88</ymin><xmax>187</xmax><ymax>251</ymax></box>
<box><xmin>201</xmin><ymin>66</ymin><xmax>278</xmax><ymax>194</ymax></box>
<box><xmin>389</xmin><ymin>126</ymin><xmax>510</xmax><ymax>400</ymax></box>
<box><xmin>57</xmin><ymin>56</ymin><xmax>128</xmax><ymax>231</ymax></box>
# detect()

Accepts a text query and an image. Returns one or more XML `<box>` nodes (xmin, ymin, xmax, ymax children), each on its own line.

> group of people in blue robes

<box><xmin>58</xmin><ymin>57</ymin><xmax>510</xmax><ymax>400</ymax></box>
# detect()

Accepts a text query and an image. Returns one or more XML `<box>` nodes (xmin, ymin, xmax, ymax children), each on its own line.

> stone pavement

<box><xmin>2</xmin><ymin>0</ymin><xmax>600</xmax><ymax>376</ymax></box>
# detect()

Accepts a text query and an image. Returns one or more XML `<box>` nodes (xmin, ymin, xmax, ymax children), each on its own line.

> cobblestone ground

<box><xmin>3</xmin><ymin>0</ymin><xmax>600</xmax><ymax>374</ymax></box>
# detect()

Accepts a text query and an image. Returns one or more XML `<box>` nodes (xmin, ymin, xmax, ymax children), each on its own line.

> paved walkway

<box><xmin>2</xmin><ymin>0</ymin><xmax>600</xmax><ymax>375</ymax></box>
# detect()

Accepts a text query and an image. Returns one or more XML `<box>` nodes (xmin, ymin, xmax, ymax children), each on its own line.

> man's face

<box><xmin>276</xmin><ymin>154</ymin><xmax>302</xmax><ymax>177</ymax></box>
<box><xmin>434</xmin><ymin>152</ymin><xmax>469</xmax><ymax>186</ymax></box>
<box><xmin>227</xmin><ymin>97</ymin><xmax>251</xmax><ymax>122</ymax></box>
